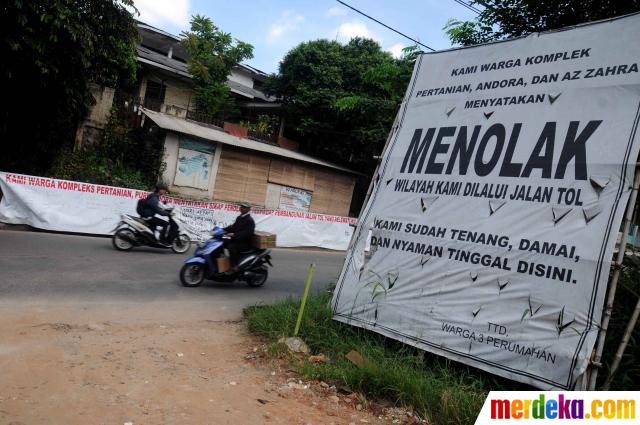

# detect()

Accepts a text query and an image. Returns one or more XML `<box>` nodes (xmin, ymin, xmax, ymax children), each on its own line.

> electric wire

<box><xmin>335</xmin><ymin>0</ymin><xmax>435</xmax><ymax>51</ymax></box>
<box><xmin>451</xmin><ymin>0</ymin><xmax>482</xmax><ymax>14</ymax></box>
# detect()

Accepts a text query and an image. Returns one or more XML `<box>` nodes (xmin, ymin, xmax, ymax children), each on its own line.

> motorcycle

<box><xmin>112</xmin><ymin>209</ymin><xmax>191</xmax><ymax>254</ymax></box>
<box><xmin>179</xmin><ymin>226</ymin><xmax>272</xmax><ymax>287</ymax></box>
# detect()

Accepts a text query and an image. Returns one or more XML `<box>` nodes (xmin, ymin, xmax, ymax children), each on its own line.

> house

<box><xmin>76</xmin><ymin>22</ymin><xmax>359</xmax><ymax>217</ymax></box>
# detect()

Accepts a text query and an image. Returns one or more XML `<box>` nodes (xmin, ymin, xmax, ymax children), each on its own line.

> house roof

<box><xmin>141</xmin><ymin>108</ymin><xmax>359</xmax><ymax>175</ymax></box>
<box><xmin>136</xmin><ymin>45</ymin><xmax>275</xmax><ymax>102</ymax></box>
<box><xmin>137</xmin><ymin>21</ymin><xmax>181</xmax><ymax>42</ymax></box>
<box><xmin>137</xmin><ymin>45</ymin><xmax>190</xmax><ymax>77</ymax></box>
<box><xmin>136</xmin><ymin>20</ymin><xmax>269</xmax><ymax>77</ymax></box>
<box><xmin>227</xmin><ymin>79</ymin><xmax>274</xmax><ymax>102</ymax></box>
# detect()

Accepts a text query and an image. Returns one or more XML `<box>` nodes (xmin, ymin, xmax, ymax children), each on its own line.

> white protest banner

<box><xmin>0</xmin><ymin>172</ymin><xmax>355</xmax><ymax>250</ymax></box>
<box><xmin>332</xmin><ymin>14</ymin><xmax>640</xmax><ymax>389</ymax></box>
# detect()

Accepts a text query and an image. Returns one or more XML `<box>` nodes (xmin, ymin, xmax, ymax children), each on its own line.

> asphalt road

<box><xmin>0</xmin><ymin>230</ymin><xmax>346</xmax><ymax>307</ymax></box>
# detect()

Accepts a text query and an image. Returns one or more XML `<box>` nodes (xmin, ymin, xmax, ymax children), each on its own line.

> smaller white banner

<box><xmin>477</xmin><ymin>391</ymin><xmax>638</xmax><ymax>425</ymax></box>
<box><xmin>174</xmin><ymin>148</ymin><xmax>212</xmax><ymax>190</ymax></box>
<box><xmin>0</xmin><ymin>172</ymin><xmax>356</xmax><ymax>250</ymax></box>
<box><xmin>279</xmin><ymin>186</ymin><xmax>312</xmax><ymax>212</ymax></box>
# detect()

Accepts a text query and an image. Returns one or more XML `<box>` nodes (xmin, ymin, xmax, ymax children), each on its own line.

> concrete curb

<box><xmin>0</xmin><ymin>223</ymin><xmax>32</xmax><ymax>231</ymax></box>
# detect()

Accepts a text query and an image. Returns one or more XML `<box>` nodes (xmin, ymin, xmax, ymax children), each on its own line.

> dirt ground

<box><xmin>0</xmin><ymin>302</ymin><xmax>415</xmax><ymax>425</ymax></box>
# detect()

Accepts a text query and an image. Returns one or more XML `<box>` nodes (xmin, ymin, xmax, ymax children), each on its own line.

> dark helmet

<box><xmin>155</xmin><ymin>182</ymin><xmax>169</xmax><ymax>192</ymax></box>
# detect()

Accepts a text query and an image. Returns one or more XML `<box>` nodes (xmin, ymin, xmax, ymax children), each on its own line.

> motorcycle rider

<box><xmin>139</xmin><ymin>183</ymin><xmax>172</xmax><ymax>244</ymax></box>
<box><xmin>224</xmin><ymin>201</ymin><xmax>255</xmax><ymax>267</ymax></box>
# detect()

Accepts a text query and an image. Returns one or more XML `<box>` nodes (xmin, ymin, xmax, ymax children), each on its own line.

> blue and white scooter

<box><xmin>179</xmin><ymin>226</ymin><xmax>272</xmax><ymax>287</ymax></box>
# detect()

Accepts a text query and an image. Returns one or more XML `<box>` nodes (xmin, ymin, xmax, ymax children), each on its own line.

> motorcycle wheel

<box><xmin>180</xmin><ymin>263</ymin><xmax>205</xmax><ymax>287</ymax></box>
<box><xmin>112</xmin><ymin>229</ymin><xmax>135</xmax><ymax>251</ymax></box>
<box><xmin>247</xmin><ymin>266</ymin><xmax>268</xmax><ymax>287</ymax></box>
<box><xmin>171</xmin><ymin>234</ymin><xmax>191</xmax><ymax>254</ymax></box>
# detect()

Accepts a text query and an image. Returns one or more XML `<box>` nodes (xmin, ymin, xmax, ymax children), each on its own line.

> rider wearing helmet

<box><xmin>139</xmin><ymin>183</ymin><xmax>172</xmax><ymax>244</ymax></box>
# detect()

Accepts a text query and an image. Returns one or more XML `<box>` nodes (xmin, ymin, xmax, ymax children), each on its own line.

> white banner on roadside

<box><xmin>0</xmin><ymin>172</ymin><xmax>355</xmax><ymax>250</ymax></box>
<box><xmin>332</xmin><ymin>14</ymin><xmax>640</xmax><ymax>389</ymax></box>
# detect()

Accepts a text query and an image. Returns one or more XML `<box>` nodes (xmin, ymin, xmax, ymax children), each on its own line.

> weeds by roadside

<box><xmin>244</xmin><ymin>291</ymin><xmax>517</xmax><ymax>425</ymax></box>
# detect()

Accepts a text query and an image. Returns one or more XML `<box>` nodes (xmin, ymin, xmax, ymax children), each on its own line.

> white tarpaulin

<box><xmin>332</xmin><ymin>14</ymin><xmax>640</xmax><ymax>389</ymax></box>
<box><xmin>0</xmin><ymin>172</ymin><xmax>355</xmax><ymax>250</ymax></box>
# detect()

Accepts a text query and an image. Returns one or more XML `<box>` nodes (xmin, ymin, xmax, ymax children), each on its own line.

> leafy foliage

<box><xmin>0</xmin><ymin>0</ymin><xmax>138</xmax><ymax>174</ymax></box>
<box><xmin>181</xmin><ymin>15</ymin><xmax>254</xmax><ymax>119</ymax></box>
<box><xmin>240</xmin><ymin>114</ymin><xmax>280</xmax><ymax>139</ymax></box>
<box><xmin>265</xmin><ymin>38</ymin><xmax>417</xmax><ymax>173</ymax></box>
<box><xmin>50</xmin><ymin>102</ymin><xmax>165</xmax><ymax>189</ymax></box>
<box><xmin>445</xmin><ymin>0</ymin><xmax>640</xmax><ymax>46</ymax></box>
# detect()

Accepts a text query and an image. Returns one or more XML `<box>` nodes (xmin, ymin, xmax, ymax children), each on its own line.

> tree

<box><xmin>445</xmin><ymin>0</ymin><xmax>640</xmax><ymax>46</ymax></box>
<box><xmin>265</xmin><ymin>38</ymin><xmax>416</xmax><ymax>174</ymax></box>
<box><xmin>181</xmin><ymin>15</ymin><xmax>254</xmax><ymax>119</ymax></box>
<box><xmin>0</xmin><ymin>0</ymin><xmax>138</xmax><ymax>174</ymax></box>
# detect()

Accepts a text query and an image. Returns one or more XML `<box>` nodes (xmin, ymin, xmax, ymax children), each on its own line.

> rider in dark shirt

<box><xmin>224</xmin><ymin>202</ymin><xmax>255</xmax><ymax>266</ymax></box>
<box><xmin>140</xmin><ymin>183</ymin><xmax>171</xmax><ymax>243</ymax></box>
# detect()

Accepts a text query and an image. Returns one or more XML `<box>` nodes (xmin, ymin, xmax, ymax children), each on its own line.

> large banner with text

<box><xmin>0</xmin><ymin>172</ymin><xmax>355</xmax><ymax>250</ymax></box>
<box><xmin>332</xmin><ymin>15</ymin><xmax>640</xmax><ymax>389</ymax></box>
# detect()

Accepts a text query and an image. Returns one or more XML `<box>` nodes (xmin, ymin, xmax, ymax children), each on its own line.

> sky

<box><xmin>133</xmin><ymin>0</ymin><xmax>480</xmax><ymax>74</ymax></box>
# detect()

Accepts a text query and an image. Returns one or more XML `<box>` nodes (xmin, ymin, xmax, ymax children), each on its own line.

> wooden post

<box><xmin>602</xmin><ymin>174</ymin><xmax>640</xmax><ymax>390</ymax></box>
<box><xmin>603</xmin><ymin>296</ymin><xmax>640</xmax><ymax>390</ymax></box>
<box><xmin>588</xmin><ymin>166</ymin><xmax>640</xmax><ymax>390</ymax></box>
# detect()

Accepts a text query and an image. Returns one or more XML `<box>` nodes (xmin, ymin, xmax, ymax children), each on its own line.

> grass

<box><xmin>244</xmin><ymin>290</ymin><xmax>517</xmax><ymax>425</ymax></box>
<box><xmin>244</xmin><ymin>260</ymin><xmax>640</xmax><ymax>423</ymax></box>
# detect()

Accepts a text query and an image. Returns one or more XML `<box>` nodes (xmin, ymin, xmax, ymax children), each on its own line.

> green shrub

<box><xmin>50</xmin><ymin>102</ymin><xmax>164</xmax><ymax>189</ymax></box>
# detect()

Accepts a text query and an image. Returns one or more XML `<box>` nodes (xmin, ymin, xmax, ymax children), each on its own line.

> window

<box><xmin>144</xmin><ymin>80</ymin><xmax>166</xmax><ymax>111</ymax></box>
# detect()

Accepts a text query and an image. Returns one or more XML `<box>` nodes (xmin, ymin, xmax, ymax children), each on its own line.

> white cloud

<box><xmin>268</xmin><ymin>10</ymin><xmax>305</xmax><ymax>43</ymax></box>
<box><xmin>334</xmin><ymin>21</ymin><xmax>381</xmax><ymax>43</ymax></box>
<box><xmin>386</xmin><ymin>42</ymin><xmax>406</xmax><ymax>58</ymax></box>
<box><xmin>327</xmin><ymin>6</ymin><xmax>348</xmax><ymax>17</ymax></box>
<box><xmin>134</xmin><ymin>0</ymin><xmax>191</xmax><ymax>30</ymax></box>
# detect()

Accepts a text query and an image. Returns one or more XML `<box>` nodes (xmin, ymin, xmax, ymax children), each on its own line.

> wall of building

<box><xmin>213</xmin><ymin>148</ymin><xmax>271</xmax><ymax>206</ymax></box>
<box><xmin>268</xmin><ymin>159</ymin><xmax>315</xmax><ymax>191</ymax></box>
<box><xmin>74</xmin><ymin>84</ymin><xmax>116</xmax><ymax>149</ymax></box>
<box><xmin>140</xmin><ymin>74</ymin><xmax>194</xmax><ymax>116</ymax></box>
<box><xmin>211</xmin><ymin>146</ymin><xmax>356</xmax><ymax>216</ymax></box>
<box><xmin>164</xmin><ymin>79</ymin><xmax>193</xmax><ymax>111</ymax></box>
<box><xmin>161</xmin><ymin>129</ymin><xmax>356</xmax><ymax>216</ymax></box>
<box><xmin>162</xmin><ymin>132</ymin><xmax>221</xmax><ymax>199</ymax></box>
<box><xmin>138</xmin><ymin>77</ymin><xmax>148</xmax><ymax>102</ymax></box>
<box><xmin>309</xmin><ymin>169</ymin><xmax>355</xmax><ymax>217</ymax></box>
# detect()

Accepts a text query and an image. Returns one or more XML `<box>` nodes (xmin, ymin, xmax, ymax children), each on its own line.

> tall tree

<box><xmin>0</xmin><ymin>0</ymin><xmax>138</xmax><ymax>174</ymax></box>
<box><xmin>445</xmin><ymin>0</ymin><xmax>640</xmax><ymax>46</ymax></box>
<box><xmin>266</xmin><ymin>38</ymin><xmax>415</xmax><ymax>174</ymax></box>
<box><xmin>181</xmin><ymin>15</ymin><xmax>254</xmax><ymax>119</ymax></box>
